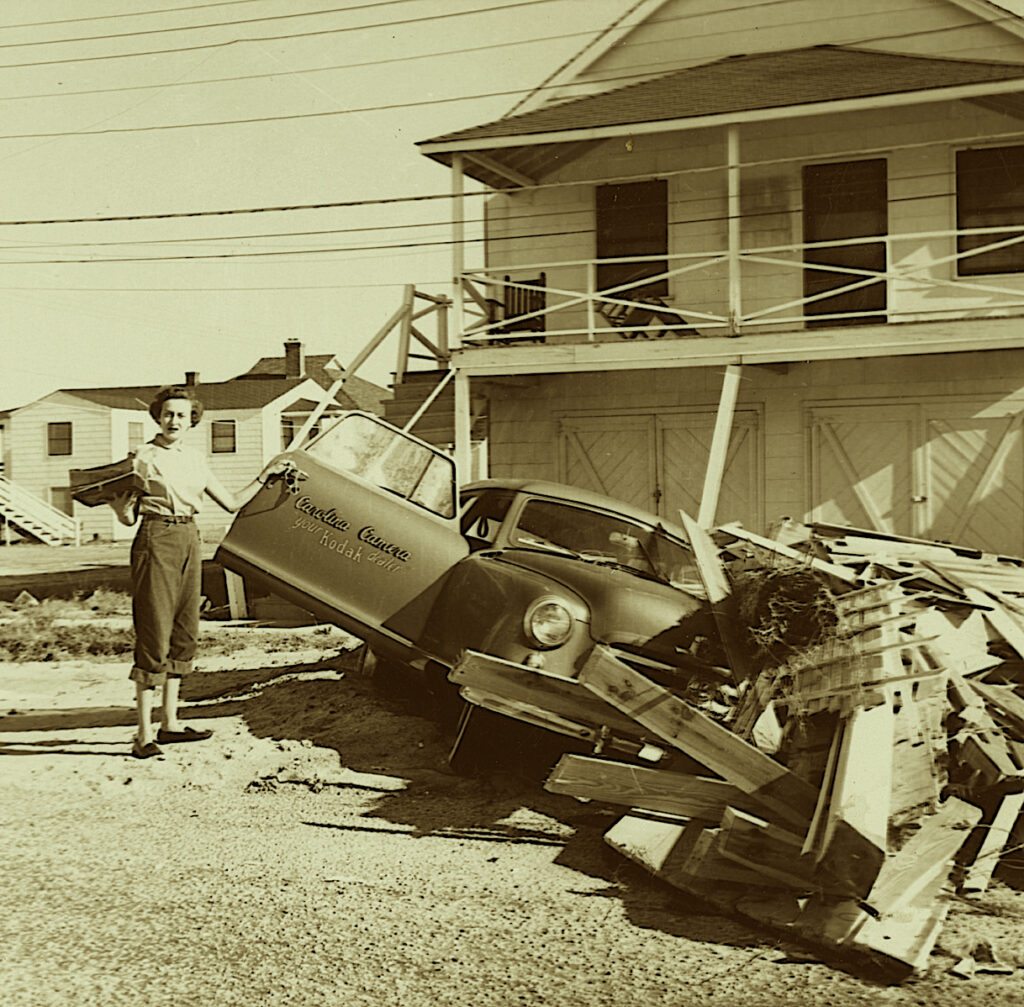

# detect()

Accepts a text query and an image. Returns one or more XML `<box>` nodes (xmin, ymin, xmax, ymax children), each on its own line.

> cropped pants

<box><xmin>129</xmin><ymin>516</ymin><xmax>201</xmax><ymax>689</ymax></box>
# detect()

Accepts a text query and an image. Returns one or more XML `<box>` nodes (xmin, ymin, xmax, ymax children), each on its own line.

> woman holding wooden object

<box><xmin>111</xmin><ymin>384</ymin><xmax>293</xmax><ymax>759</ymax></box>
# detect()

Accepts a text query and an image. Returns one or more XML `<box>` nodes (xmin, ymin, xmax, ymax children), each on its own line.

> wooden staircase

<box><xmin>383</xmin><ymin>370</ymin><xmax>487</xmax><ymax>447</ymax></box>
<box><xmin>0</xmin><ymin>475</ymin><xmax>79</xmax><ymax>546</ymax></box>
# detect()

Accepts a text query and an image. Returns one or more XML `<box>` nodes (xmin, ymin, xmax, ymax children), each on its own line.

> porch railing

<box><xmin>456</xmin><ymin>225</ymin><xmax>1024</xmax><ymax>345</ymax></box>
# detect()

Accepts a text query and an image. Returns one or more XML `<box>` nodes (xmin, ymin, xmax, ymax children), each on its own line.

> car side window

<box><xmin>459</xmin><ymin>489</ymin><xmax>515</xmax><ymax>548</ymax></box>
<box><xmin>305</xmin><ymin>413</ymin><xmax>457</xmax><ymax>519</ymax></box>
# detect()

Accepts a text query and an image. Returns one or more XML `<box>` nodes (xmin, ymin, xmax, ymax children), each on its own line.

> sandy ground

<box><xmin>3</xmin><ymin>631</ymin><xmax>1024</xmax><ymax>1006</ymax></box>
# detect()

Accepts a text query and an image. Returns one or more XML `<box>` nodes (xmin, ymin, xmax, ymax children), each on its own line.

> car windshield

<box><xmin>509</xmin><ymin>498</ymin><xmax>699</xmax><ymax>589</ymax></box>
<box><xmin>305</xmin><ymin>413</ymin><xmax>456</xmax><ymax>518</ymax></box>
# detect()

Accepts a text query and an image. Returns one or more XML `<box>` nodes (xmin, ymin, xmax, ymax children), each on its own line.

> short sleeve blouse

<box><xmin>132</xmin><ymin>439</ymin><xmax>211</xmax><ymax>517</ymax></box>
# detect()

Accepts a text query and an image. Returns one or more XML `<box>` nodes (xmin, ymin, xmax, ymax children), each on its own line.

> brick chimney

<box><xmin>284</xmin><ymin>339</ymin><xmax>305</xmax><ymax>378</ymax></box>
<box><xmin>184</xmin><ymin>371</ymin><xmax>198</xmax><ymax>386</ymax></box>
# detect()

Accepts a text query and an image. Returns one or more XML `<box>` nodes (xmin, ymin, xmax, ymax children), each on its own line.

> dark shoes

<box><xmin>156</xmin><ymin>726</ymin><xmax>213</xmax><ymax>744</ymax></box>
<box><xmin>132</xmin><ymin>738</ymin><xmax>163</xmax><ymax>759</ymax></box>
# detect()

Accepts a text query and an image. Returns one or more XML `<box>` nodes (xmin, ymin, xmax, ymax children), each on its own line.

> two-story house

<box><xmin>416</xmin><ymin>0</ymin><xmax>1024</xmax><ymax>556</ymax></box>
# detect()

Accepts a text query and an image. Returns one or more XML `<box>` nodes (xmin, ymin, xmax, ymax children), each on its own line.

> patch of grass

<box><xmin>0</xmin><ymin>601</ymin><xmax>354</xmax><ymax>663</ymax></box>
<box><xmin>0</xmin><ymin>612</ymin><xmax>135</xmax><ymax>661</ymax></box>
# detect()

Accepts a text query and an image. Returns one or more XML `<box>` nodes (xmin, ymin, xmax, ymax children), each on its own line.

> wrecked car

<box><xmin>216</xmin><ymin>411</ymin><xmax>719</xmax><ymax>753</ymax></box>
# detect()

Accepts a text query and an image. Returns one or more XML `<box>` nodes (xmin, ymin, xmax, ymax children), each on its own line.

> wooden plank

<box><xmin>678</xmin><ymin>510</ymin><xmax>754</xmax><ymax>682</ymax></box>
<box><xmin>458</xmin><ymin>687</ymin><xmax>598</xmax><ymax>744</ymax></box>
<box><xmin>847</xmin><ymin>798</ymin><xmax>982</xmax><ymax>971</ymax></box>
<box><xmin>717</xmin><ymin>807</ymin><xmax>816</xmax><ymax>890</ymax></box>
<box><xmin>697</xmin><ymin>363</ymin><xmax>742</xmax><ymax>528</ymax></box>
<box><xmin>450</xmin><ymin>649</ymin><xmax>643</xmax><ymax>739</ymax></box>
<box><xmin>579</xmin><ymin>644</ymin><xmax>818</xmax><ymax>829</ymax></box>
<box><xmin>604</xmin><ymin>814</ymin><xmax>780</xmax><ymax>889</ymax></box>
<box><xmin>961</xmin><ymin>790</ymin><xmax>1024</xmax><ymax>895</ymax></box>
<box><xmin>822</xmin><ymin>702</ymin><xmax>893</xmax><ymax>853</ymax></box>
<box><xmin>224</xmin><ymin>570</ymin><xmax>248</xmax><ymax>620</ymax></box>
<box><xmin>960</xmin><ymin>586</ymin><xmax>1024</xmax><ymax>660</ymax></box>
<box><xmin>969</xmin><ymin>679</ymin><xmax>1024</xmax><ymax>737</ymax></box>
<box><xmin>543</xmin><ymin>754</ymin><xmax>764</xmax><ymax>820</ymax></box>
<box><xmin>716</xmin><ymin>521</ymin><xmax>861</xmax><ymax>584</ymax></box>
<box><xmin>862</xmin><ymin>798</ymin><xmax>982</xmax><ymax>918</ymax></box>
<box><xmin>950</xmin><ymin>674</ymin><xmax>1024</xmax><ymax>787</ymax></box>
<box><xmin>850</xmin><ymin>857</ymin><xmax>957</xmax><ymax>973</ymax></box>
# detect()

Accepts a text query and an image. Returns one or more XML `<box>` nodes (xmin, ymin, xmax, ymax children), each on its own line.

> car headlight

<box><xmin>524</xmin><ymin>597</ymin><xmax>575</xmax><ymax>648</ymax></box>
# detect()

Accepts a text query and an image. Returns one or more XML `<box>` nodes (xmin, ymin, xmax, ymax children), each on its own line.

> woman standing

<box><xmin>113</xmin><ymin>384</ymin><xmax>292</xmax><ymax>759</ymax></box>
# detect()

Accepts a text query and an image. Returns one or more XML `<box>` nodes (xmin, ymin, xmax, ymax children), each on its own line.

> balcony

<box><xmin>456</xmin><ymin>224</ymin><xmax>1024</xmax><ymax>351</ymax></box>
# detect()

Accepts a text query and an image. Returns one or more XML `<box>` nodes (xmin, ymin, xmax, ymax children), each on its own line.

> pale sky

<box><xmin>3</xmin><ymin>0</ymin><xmax>1024</xmax><ymax>409</ymax></box>
<box><xmin>1</xmin><ymin>0</ymin><xmax>629</xmax><ymax>407</ymax></box>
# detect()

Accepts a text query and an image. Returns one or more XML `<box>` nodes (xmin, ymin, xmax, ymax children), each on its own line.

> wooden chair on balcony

<box><xmin>487</xmin><ymin>273</ymin><xmax>546</xmax><ymax>346</ymax></box>
<box><xmin>596</xmin><ymin>266</ymin><xmax>700</xmax><ymax>339</ymax></box>
<box><xmin>598</xmin><ymin>293</ymin><xmax>700</xmax><ymax>339</ymax></box>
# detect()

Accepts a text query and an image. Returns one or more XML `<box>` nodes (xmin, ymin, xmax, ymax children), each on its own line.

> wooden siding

<box><xmin>484</xmin><ymin>348</ymin><xmax>1024</xmax><ymax>551</ymax></box>
<box><xmin>189</xmin><ymin>408</ymin><xmax>266</xmax><ymax>543</ymax></box>
<box><xmin>482</xmin><ymin>98</ymin><xmax>1024</xmax><ymax>340</ymax></box>
<box><xmin>550</xmin><ymin>0</ymin><xmax>1024</xmax><ymax>105</ymax></box>
<box><xmin>6</xmin><ymin>393</ymin><xmax>118</xmax><ymax>541</ymax></box>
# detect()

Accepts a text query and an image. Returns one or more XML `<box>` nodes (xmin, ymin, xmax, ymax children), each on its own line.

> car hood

<box><xmin>491</xmin><ymin>548</ymin><xmax>710</xmax><ymax>659</ymax></box>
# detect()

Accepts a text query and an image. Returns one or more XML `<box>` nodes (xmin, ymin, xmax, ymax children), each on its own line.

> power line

<box><xmin>1</xmin><ymin>11</ymin><xmax>1021</xmax><ymax>143</ymax></box>
<box><xmin>0</xmin><ymin>280</ymin><xmax>450</xmax><ymax>291</ymax></box>
<box><xmin>0</xmin><ymin>226</ymin><xmax>593</xmax><ymax>263</ymax></box>
<box><xmin>0</xmin><ymin>151</ymin><xmax>1003</xmax><ymax>255</ymax></box>
<box><xmin>0</xmin><ymin>0</ymin><xmax>446</xmax><ymax>50</ymax></box>
<box><xmin>0</xmin><ymin>0</ymin><xmax>553</xmax><ymax>70</ymax></box>
<box><xmin>1</xmin><ymin>24</ymin><xmax>609</xmax><ymax>103</ymax></box>
<box><xmin>2</xmin><ymin>0</ymin><xmax>267</xmax><ymax>32</ymax></box>
<box><xmin>4</xmin><ymin>123</ymin><xmax>1024</xmax><ymax>228</ymax></box>
<box><xmin>0</xmin><ymin>82</ymin><xmax>545</xmax><ymax>141</ymax></box>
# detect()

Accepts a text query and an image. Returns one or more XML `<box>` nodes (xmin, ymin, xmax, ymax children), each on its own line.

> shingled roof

<box><xmin>241</xmin><ymin>352</ymin><xmax>391</xmax><ymax>415</ymax></box>
<box><xmin>421</xmin><ymin>45</ymin><xmax>1024</xmax><ymax>147</ymax></box>
<box><xmin>65</xmin><ymin>377</ymin><xmax>317</xmax><ymax>412</ymax></box>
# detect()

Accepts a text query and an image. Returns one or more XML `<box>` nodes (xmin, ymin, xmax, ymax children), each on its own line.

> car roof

<box><xmin>461</xmin><ymin>478</ymin><xmax>690</xmax><ymax>541</ymax></box>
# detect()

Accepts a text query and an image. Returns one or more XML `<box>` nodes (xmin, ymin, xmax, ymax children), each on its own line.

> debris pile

<box><xmin>535</xmin><ymin>519</ymin><xmax>1024</xmax><ymax>979</ymax></box>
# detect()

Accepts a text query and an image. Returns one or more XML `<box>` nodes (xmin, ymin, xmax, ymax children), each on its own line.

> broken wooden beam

<box><xmin>679</xmin><ymin>509</ymin><xmax>755</xmax><ymax>682</ymax></box>
<box><xmin>578</xmin><ymin>643</ymin><xmax>818</xmax><ymax>830</ymax></box>
<box><xmin>449</xmin><ymin>649</ymin><xmax>643</xmax><ymax>740</ymax></box>
<box><xmin>961</xmin><ymin>790</ymin><xmax>1024</xmax><ymax>896</ymax></box>
<box><xmin>544</xmin><ymin>754</ymin><xmax>765</xmax><ymax>820</ymax></box>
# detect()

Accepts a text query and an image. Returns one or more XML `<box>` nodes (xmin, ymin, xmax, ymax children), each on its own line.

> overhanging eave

<box><xmin>418</xmin><ymin>77</ymin><xmax>1024</xmax><ymax>161</ymax></box>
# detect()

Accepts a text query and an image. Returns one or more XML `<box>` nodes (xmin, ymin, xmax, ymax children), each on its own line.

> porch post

<box><xmin>451</xmin><ymin>153</ymin><xmax>465</xmax><ymax>350</ymax></box>
<box><xmin>698</xmin><ymin>363</ymin><xmax>743</xmax><ymax>528</ymax></box>
<box><xmin>453</xmin><ymin>369</ymin><xmax>472</xmax><ymax>485</ymax></box>
<box><xmin>586</xmin><ymin>261</ymin><xmax>597</xmax><ymax>341</ymax></box>
<box><xmin>727</xmin><ymin>125</ymin><xmax>742</xmax><ymax>335</ymax></box>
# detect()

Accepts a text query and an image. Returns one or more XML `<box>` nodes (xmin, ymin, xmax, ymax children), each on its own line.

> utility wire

<box><xmin>4</xmin><ymin>123</ymin><xmax>1024</xmax><ymax>227</ymax></box>
<box><xmin>0</xmin><ymin>226</ymin><xmax>596</xmax><ymax>263</ymax></box>
<box><xmin>2</xmin><ymin>0</ymin><xmax>266</xmax><ymax>31</ymax></box>
<box><xmin>0</xmin><ymin>82</ymin><xmax>549</xmax><ymax>140</ymax></box>
<box><xmin>0</xmin><ymin>11</ymin><xmax>1021</xmax><ymax>142</ymax></box>
<box><xmin>0</xmin><ymin>0</ymin><xmax>554</xmax><ymax>69</ymax></box>
<box><xmin>0</xmin><ymin>151</ymin><xmax>1015</xmax><ymax>255</ymax></box>
<box><xmin>1</xmin><ymin>24</ymin><xmax>612</xmax><ymax>103</ymax></box>
<box><xmin>0</xmin><ymin>0</ymin><xmax>472</xmax><ymax>50</ymax></box>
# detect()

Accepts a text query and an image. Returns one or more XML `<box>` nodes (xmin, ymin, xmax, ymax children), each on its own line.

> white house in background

<box><xmin>1</xmin><ymin>340</ymin><xmax>389</xmax><ymax>544</ymax></box>
<box><xmin>416</xmin><ymin>0</ymin><xmax>1024</xmax><ymax>557</ymax></box>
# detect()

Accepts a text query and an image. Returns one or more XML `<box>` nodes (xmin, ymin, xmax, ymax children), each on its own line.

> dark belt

<box><xmin>142</xmin><ymin>513</ymin><xmax>194</xmax><ymax>524</ymax></box>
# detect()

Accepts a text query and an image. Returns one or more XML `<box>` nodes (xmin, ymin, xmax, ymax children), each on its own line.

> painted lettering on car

<box><xmin>293</xmin><ymin>495</ymin><xmax>349</xmax><ymax>531</ymax></box>
<box><xmin>357</xmin><ymin>526</ymin><xmax>411</xmax><ymax>562</ymax></box>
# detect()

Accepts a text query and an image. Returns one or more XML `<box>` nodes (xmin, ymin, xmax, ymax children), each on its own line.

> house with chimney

<box><xmin>413</xmin><ymin>0</ymin><xmax>1024</xmax><ymax>557</ymax></box>
<box><xmin>0</xmin><ymin>341</ymin><xmax>389</xmax><ymax>545</ymax></box>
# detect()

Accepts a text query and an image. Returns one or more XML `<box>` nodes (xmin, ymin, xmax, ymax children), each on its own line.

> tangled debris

<box><xmin>459</xmin><ymin>518</ymin><xmax>1024</xmax><ymax>980</ymax></box>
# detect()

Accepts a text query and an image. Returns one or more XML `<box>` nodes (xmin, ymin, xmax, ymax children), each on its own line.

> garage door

<box><xmin>560</xmin><ymin>410</ymin><xmax>762</xmax><ymax>529</ymax></box>
<box><xmin>808</xmin><ymin>401</ymin><xmax>1024</xmax><ymax>555</ymax></box>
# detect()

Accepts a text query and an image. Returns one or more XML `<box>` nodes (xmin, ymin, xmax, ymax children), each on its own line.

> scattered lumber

<box><xmin>459</xmin><ymin>517</ymin><xmax>1024</xmax><ymax>979</ymax></box>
